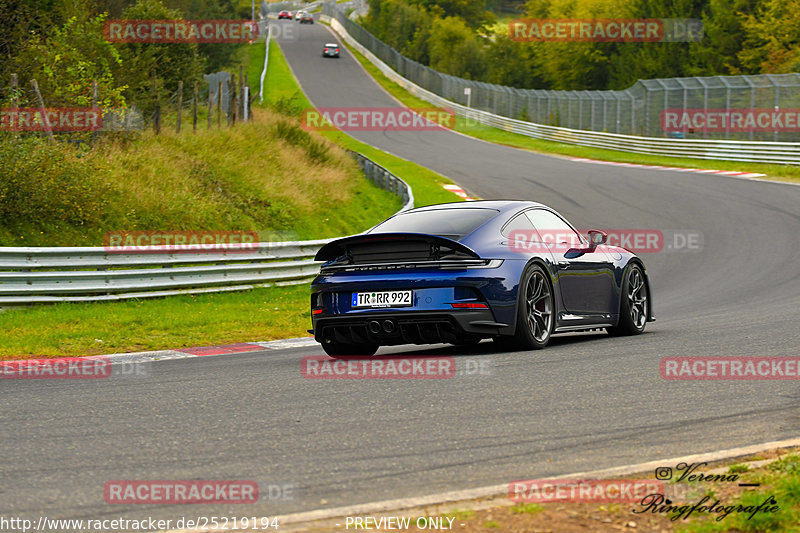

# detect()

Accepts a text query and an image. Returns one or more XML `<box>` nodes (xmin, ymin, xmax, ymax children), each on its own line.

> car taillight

<box><xmin>312</xmin><ymin>309</ymin><xmax>323</xmax><ymax>315</ymax></box>
<box><xmin>449</xmin><ymin>303</ymin><xmax>488</xmax><ymax>309</ymax></box>
<box><xmin>336</xmin><ymin>48</ymin><xmax>339</xmax><ymax>52</ymax></box>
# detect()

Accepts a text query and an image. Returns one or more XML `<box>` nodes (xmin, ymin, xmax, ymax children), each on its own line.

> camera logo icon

<box><xmin>654</xmin><ymin>467</ymin><xmax>673</xmax><ymax>480</ymax></box>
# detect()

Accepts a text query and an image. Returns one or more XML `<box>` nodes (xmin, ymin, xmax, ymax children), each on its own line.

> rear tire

<box><xmin>607</xmin><ymin>264</ymin><xmax>648</xmax><ymax>336</ymax></box>
<box><xmin>497</xmin><ymin>263</ymin><xmax>554</xmax><ymax>350</ymax></box>
<box><xmin>321</xmin><ymin>340</ymin><xmax>379</xmax><ymax>358</ymax></box>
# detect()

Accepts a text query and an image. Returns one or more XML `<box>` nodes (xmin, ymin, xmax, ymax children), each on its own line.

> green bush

<box><xmin>0</xmin><ymin>137</ymin><xmax>113</xmax><ymax>242</ymax></box>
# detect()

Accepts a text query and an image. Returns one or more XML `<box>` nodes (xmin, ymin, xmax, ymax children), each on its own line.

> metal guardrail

<box><xmin>323</xmin><ymin>5</ymin><xmax>800</xmax><ymax>165</ymax></box>
<box><xmin>0</xmin><ymin>152</ymin><xmax>413</xmax><ymax>305</ymax></box>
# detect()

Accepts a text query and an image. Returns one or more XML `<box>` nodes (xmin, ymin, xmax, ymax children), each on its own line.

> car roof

<box><xmin>325</xmin><ymin>43</ymin><xmax>338</xmax><ymax>47</ymax></box>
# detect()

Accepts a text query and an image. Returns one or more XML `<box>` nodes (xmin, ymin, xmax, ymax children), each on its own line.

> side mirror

<box><xmin>587</xmin><ymin>229</ymin><xmax>608</xmax><ymax>247</ymax></box>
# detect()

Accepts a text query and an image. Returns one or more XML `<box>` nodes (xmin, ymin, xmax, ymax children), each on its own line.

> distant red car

<box><xmin>277</xmin><ymin>10</ymin><xmax>292</xmax><ymax>19</ymax></box>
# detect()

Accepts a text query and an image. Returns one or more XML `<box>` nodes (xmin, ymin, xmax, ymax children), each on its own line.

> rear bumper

<box><xmin>312</xmin><ymin>310</ymin><xmax>508</xmax><ymax>346</ymax></box>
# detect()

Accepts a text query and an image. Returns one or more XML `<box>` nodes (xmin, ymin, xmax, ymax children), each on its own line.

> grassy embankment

<box><xmin>0</xmin><ymin>37</ymin><xmax>460</xmax><ymax>359</ymax></box>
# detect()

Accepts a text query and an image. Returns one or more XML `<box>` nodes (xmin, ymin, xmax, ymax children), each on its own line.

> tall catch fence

<box><xmin>323</xmin><ymin>3</ymin><xmax>800</xmax><ymax>142</ymax></box>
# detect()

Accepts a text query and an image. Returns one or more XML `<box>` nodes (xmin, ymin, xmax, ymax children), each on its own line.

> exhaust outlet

<box><xmin>382</xmin><ymin>320</ymin><xmax>396</xmax><ymax>334</ymax></box>
<box><xmin>368</xmin><ymin>321</ymin><xmax>382</xmax><ymax>334</ymax></box>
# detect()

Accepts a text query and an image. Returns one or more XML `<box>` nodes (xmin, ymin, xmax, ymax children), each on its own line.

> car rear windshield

<box><xmin>369</xmin><ymin>208</ymin><xmax>498</xmax><ymax>240</ymax></box>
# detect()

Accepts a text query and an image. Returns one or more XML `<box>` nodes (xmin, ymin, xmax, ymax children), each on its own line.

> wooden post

<box><xmin>217</xmin><ymin>81</ymin><xmax>222</xmax><ymax>129</ymax></box>
<box><xmin>192</xmin><ymin>81</ymin><xmax>198</xmax><ymax>133</ymax></box>
<box><xmin>176</xmin><ymin>80</ymin><xmax>183</xmax><ymax>133</ymax></box>
<box><xmin>239</xmin><ymin>65</ymin><xmax>244</xmax><ymax>119</ymax></box>
<box><xmin>30</xmin><ymin>79</ymin><xmax>55</xmax><ymax>143</ymax></box>
<box><xmin>10</xmin><ymin>73</ymin><xmax>18</xmax><ymax>110</ymax></box>
<box><xmin>152</xmin><ymin>71</ymin><xmax>161</xmax><ymax>135</ymax></box>
<box><xmin>91</xmin><ymin>80</ymin><xmax>99</xmax><ymax>141</ymax></box>
<box><xmin>243</xmin><ymin>73</ymin><xmax>249</xmax><ymax>122</ymax></box>
<box><xmin>207</xmin><ymin>83</ymin><xmax>213</xmax><ymax>129</ymax></box>
<box><xmin>8</xmin><ymin>74</ymin><xmax>18</xmax><ymax>135</ymax></box>
<box><xmin>228</xmin><ymin>76</ymin><xmax>237</xmax><ymax>126</ymax></box>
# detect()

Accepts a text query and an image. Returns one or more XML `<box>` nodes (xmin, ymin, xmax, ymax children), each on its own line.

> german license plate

<box><xmin>352</xmin><ymin>290</ymin><xmax>412</xmax><ymax>308</ymax></box>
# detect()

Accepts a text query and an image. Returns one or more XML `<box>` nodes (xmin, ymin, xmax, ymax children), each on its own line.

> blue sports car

<box><xmin>310</xmin><ymin>200</ymin><xmax>653</xmax><ymax>356</ymax></box>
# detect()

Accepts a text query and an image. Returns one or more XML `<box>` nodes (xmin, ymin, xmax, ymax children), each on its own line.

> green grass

<box><xmin>445</xmin><ymin>510</ymin><xmax>476</xmax><ymax>521</ymax></box>
<box><xmin>257</xmin><ymin>36</ymin><xmax>464</xmax><ymax>206</ymax></box>
<box><xmin>676</xmin><ymin>455</ymin><xmax>800</xmax><ymax>533</ymax></box>
<box><xmin>0</xmin><ymin>284</ymin><xmax>311</xmax><ymax>359</ymax></box>
<box><xmin>343</xmin><ymin>38</ymin><xmax>800</xmax><ymax>184</ymax></box>
<box><xmin>510</xmin><ymin>502</ymin><xmax>544</xmax><ymax>514</ymax></box>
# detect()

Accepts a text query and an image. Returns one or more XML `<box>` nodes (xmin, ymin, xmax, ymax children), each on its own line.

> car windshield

<box><xmin>369</xmin><ymin>208</ymin><xmax>499</xmax><ymax>240</ymax></box>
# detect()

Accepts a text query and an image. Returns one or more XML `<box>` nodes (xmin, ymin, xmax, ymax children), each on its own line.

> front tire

<box><xmin>497</xmin><ymin>263</ymin><xmax>554</xmax><ymax>350</ymax></box>
<box><xmin>321</xmin><ymin>340</ymin><xmax>378</xmax><ymax>358</ymax></box>
<box><xmin>607</xmin><ymin>263</ymin><xmax>648</xmax><ymax>336</ymax></box>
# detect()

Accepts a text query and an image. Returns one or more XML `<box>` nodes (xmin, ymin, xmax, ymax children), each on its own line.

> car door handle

<box><xmin>557</xmin><ymin>261</ymin><xmax>570</xmax><ymax>268</ymax></box>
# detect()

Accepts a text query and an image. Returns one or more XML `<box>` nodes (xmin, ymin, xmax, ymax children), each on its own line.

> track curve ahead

<box><xmin>2</xmin><ymin>20</ymin><xmax>799</xmax><ymax>524</ymax></box>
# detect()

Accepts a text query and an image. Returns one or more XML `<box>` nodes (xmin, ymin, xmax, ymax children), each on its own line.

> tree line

<box><xmin>363</xmin><ymin>0</ymin><xmax>800</xmax><ymax>90</ymax></box>
<box><xmin>0</xmin><ymin>0</ymin><xmax>250</xmax><ymax>113</ymax></box>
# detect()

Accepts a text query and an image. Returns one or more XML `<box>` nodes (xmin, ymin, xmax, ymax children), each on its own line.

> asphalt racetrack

<box><xmin>2</xmin><ymin>19</ymin><xmax>799</xmax><ymax>526</ymax></box>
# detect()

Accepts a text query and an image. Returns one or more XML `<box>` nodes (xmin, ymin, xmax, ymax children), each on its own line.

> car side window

<box><xmin>524</xmin><ymin>209</ymin><xmax>583</xmax><ymax>244</ymax></box>
<box><xmin>501</xmin><ymin>212</ymin><xmax>541</xmax><ymax>240</ymax></box>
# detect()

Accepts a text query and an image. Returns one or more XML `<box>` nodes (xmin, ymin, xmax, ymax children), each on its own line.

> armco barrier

<box><xmin>0</xmin><ymin>152</ymin><xmax>413</xmax><ymax>305</ymax></box>
<box><xmin>322</xmin><ymin>5</ymin><xmax>800</xmax><ymax>165</ymax></box>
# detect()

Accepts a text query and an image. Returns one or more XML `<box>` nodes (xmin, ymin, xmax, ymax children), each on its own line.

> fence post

<box><xmin>193</xmin><ymin>80</ymin><xmax>198</xmax><ymax>133</ymax></box>
<box><xmin>228</xmin><ymin>75</ymin><xmax>237</xmax><ymax>126</ymax></box>
<box><xmin>10</xmin><ymin>73</ymin><xmax>18</xmax><ymax>108</ymax></box>
<box><xmin>30</xmin><ymin>79</ymin><xmax>55</xmax><ymax>143</ymax></box>
<box><xmin>208</xmin><ymin>83</ymin><xmax>213</xmax><ymax>130</ymax></box>
<box><xmin>90</xmin><ymin>80</ymin><xmax>99</xmax><ymax>141</ymax></box>
<box><xmin>152</xmin><ymin>71</ymin><xmax>161</xmax><ymax>135</ymax></box>
<box><xmin>176</xmin><ymin>80</ymin><xmax>183</xmax><ymax>133</ymax></box>
<box><xmin>217</xmin><ymin>81</ymin><xmax>222</xmax><ymax>129</ymax></box>
<box><xmin>239</xmin><ymin>65</ymin><xmax>244</xmax><ymax>119</ymax></box>
<box><xmin>10</xmin><ymin>73</ymin><xmax>19</xmax><ymax>137</ymax></box>
<box><xmin>243</xmin><ymin>73</ymin><xmax>249</xmax><ymax>122</ymax></box>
